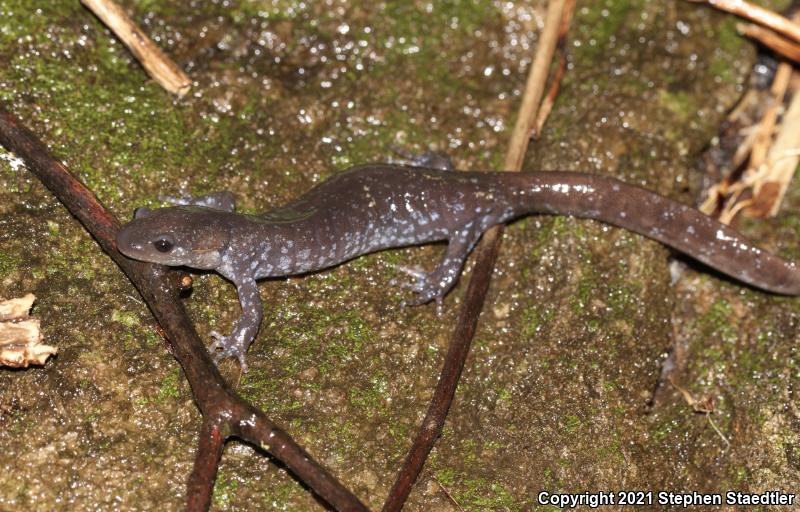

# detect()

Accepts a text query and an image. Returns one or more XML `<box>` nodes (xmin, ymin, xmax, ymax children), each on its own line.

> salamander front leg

<box><xmin>130</xmin><ymin>195</ymin><xmax>234</xmax><ymax>220</ymax></box>
<box><xmin>392</xmin><ymin>223</ymin><xmax>483</xmax><ymax>312</ymax></box>
<box><xmin>389</xmin><ymin>146</ymin><xmax>455</xmax><ymax>171</ymax></box>
<box><xmin>208</xmin><ymin>276</ymin><xmax>262</xmax><ymax>372</ymax></box>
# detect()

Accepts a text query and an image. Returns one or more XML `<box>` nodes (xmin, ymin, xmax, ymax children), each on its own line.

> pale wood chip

<box><xmin>0</xmin><ymin>292</ymin><xmax>35</xmax><ymax>321</ymax></box>
<box><xmin>0</xmin><ymin>294</ymin><xmax>57</xmax><ymax>368</ymax></box>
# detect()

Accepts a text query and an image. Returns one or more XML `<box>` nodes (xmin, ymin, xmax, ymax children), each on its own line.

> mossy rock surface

<box><xmin>0</xmin><ymin>0</ymin><xmax>797</xmax><ymax>510</ymax></box>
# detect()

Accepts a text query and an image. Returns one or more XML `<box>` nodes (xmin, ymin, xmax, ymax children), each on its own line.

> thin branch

<box><xmin>701</xmin><ymin>12</ymin><xmax>800</xmax><ymax>224</ymax></box>
<box><xmin>504</xmin><ymin>0</ymin><xmax>568</xmax><ymax>172</ymax></box>
<box><xmin>0</xmin><ymin>106</ymin><xmax>367</xmax><ymax>512</ymax></box>
<box><xmin>81</xmin><ymin>0</ymin><xmax>191</xmax><ymax>97</ymax></box>
<box><xmin>187</xmin><ymin>420</ymin><xmax>226</xmax><ymax>511</ymax></box>
<box><xmin>429</xmin><ymin>472</ymin><xmax>465</xmax><ymax>512</ymax></box>
<box><xmin>687</xmin><ymin>0</ymin><xmax>800</xmax><ymax>45</ymax></box>
<box><xmin>381</xmin><ymin>228</ymin><xmax>503</xmax><ymax>512</ymax></box>
<box><xmin>532</xmin><ymin>0</ymin><xmax>576</xmax><ymax>140</ymax></box>
<box><xmin>531</xmin><ymin>53</ymin><xmax>566</xmax><ymax>140</ymax></box>
<box><xmin>381</xmin><ymin>1</ymin><xmax>570</xmax><ymax>510</ymax></box>
<box><xmin>738</xmin><ymin>22</ymin><xmax>800</xmax><ymax>63</ymax></box>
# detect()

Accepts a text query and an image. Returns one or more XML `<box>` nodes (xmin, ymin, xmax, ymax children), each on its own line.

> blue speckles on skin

<box><xmin>116</xmin><ymin>164</ymin><xmax>800</xmax><ymax>369</ymax></box>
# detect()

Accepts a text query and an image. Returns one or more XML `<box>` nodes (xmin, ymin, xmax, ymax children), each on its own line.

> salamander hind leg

<box><xmin>391</xmin><ymin>222</ymin><xmax>483</xmax><ymax>312</ymax></box>
<box><xmin>209</xmin><ymin>330</ymin><xmax>252</xmax><ymax>370</ymax></box>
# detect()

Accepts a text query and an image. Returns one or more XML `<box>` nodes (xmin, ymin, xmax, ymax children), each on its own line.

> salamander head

<box><xmin>116</xmin><ymin>206</ymin><xmax>232</xmax><ymax>270</ymax></box>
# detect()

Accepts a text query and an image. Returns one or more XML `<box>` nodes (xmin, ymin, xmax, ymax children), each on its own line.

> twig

<box><xmin>531</xmin><ymin>53</ymin><xmax>566</xmax><ymax>140</ymax></box>
<box><xmin>751</xmin><ymin>90</ymin><xmax>800</xmax><ymax>217</ymax></box>
<box><xmin>381</xmin><ymin>1</ymin><xmax>569</xmax><ymax>510</ymax></box>
<box><xmin>0</xmin><ymin>106</ymin><xmax>367</xmax><ymax>512</ymax></box>
<box><xmin>187</xmin><ymin>420</ymin><xmax>226</xmax><ymax>510</ymax></box>
<box><xmin>381</xmin><ymin>228</ymin><xmax>503</xmax><ymax>512</ymax></box>
<box><xmin>669</xmin><ymin>378</ymin><xmax>730</xmax><ymax>449</ymax></box>
<box><xmin>429</xmin><ymin>472</ymin><xmax>465</xmax><ymax>512</ymax></box>
<box><xmin>738</xmin><ymin>22</ymin><xmax>800</xmax><ymax>63</ymax></box>
<box><xmin>701</xmin><ymin>41</ymin><xmax>799</xmax><ymax>223</ymax></box>
<box><xmin>504</xmin><ymin>0</ymin><xmax>568</xmax><ymax>172</ymax></box>
<box><xmin>707</xmin><ymin>414</ymin><xmax>731</xmax><ymax>449</ymax></box>
<box><xmin>751</xmin><ymin>62</ymin><xmax>792</xmax><ymax>170</ymax></box>
<box><xmin>532</xmin><ymin>0</ymin><xmax>576</xmax><ymax>139</ymax></box>
<box><xmin>687</xmin><ymin>0</ymin><xmax>800</xmax><ymax>44</ymax></box>
<box><xmin>81</xmin><ymin>0</ymin><xmax>191</xmax><ymax>97</ymax></box>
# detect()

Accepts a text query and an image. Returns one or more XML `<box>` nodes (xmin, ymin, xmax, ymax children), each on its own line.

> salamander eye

<box><xmin>153</xmin><ymin>237</ymin><xmax>174</xmax><ymax>253</ymax></box>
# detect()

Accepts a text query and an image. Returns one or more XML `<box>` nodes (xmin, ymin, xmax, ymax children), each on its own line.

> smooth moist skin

<box><xmin>116</xmin><ymin>164</ymin><xmax>800</xmax><ymax>369</ymax></box>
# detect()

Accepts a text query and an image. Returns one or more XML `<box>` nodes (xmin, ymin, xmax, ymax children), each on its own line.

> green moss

<box><xmin>658</xmin><ymin>89</ymin><xmax>698</xmax><ymax>125</ymax></box>
<box><xmin>276</xmin><ymin>308</ymin><xmax>370</xmax><ymax>374</ymax></box>
<box><xmin>434</xmin><ymin>468</ymin><xmax>520</xmax><ymax>512</ymax></box>
<box><xmin>6</xmin><ymin>409</ymin><xmax>35</xmax><ymax>436</ymax></box>
<box><xmin>521</xmin><ymin>306</ymin><xmax>541</xmax><ymax>338</ymax></box>
<box><xmin>0</xmin><ymin>251</ymin><xmax>21</xmax><ymax>276</ymax></box>
<box><xmin>260</xmin><ymin>480</ymin><xmax>302</xmax><ymax>509</ymax></box>
<box><xmin>571</xmin><ymin>271</ymin><xmax>598</xmax><ymax>313</ymax></box>
<box><xmin>387</xmin><ymin>420</ymin><xmax>413</xmax><ymax>449</ymax></box>
<box><xmin>155</xmin><ymin>368</ymin><xmax>182</xmax><ymax>402</ymax></box>
<box><xmin>14</xmin><ymin>480</ymin><xmax>30</xmax><ymax>505</ymax></box>
<box><xmin>237</xmin><ymin>297</ymin><xmax>377</xmax><ymax>417</ymax></box>
<box><xmin>368</xmin><ymin>0</ymin><xmax>500</xmax><ymax>84</ymax></box>
<box><xmin>348</xmin><ymin>370</ymin><xmax>389</xmax><ymax>417</ymax></box>
<box><xmin>496</xmin><ymin>387</ymin><xmax>512</xmax><ymax>404</ymax></box>
<box><xmin>572</xmin><ymin>0</ymin><xmax>643</xmax><ymax>60</ymax></box>
<box><xmin>143</xmin><ymin>329</ymin><xmax>161</xmax><ymax>348</ymax></box>
<box><xmin>1</xmin><ymin>0</ymin><xmax>793</xmax><ymax>508</ymax></box>
<box><xmin>717</xmin><ymin>15</ymin><xmax>742</xmax><ymax>53</ymax></box>
<box><xmin>594</xmin><ymin>435</ymin><xmax>624</xmax><ymax>466</ymax></box>
<box><xmin>212</xmin><ymin>471</ymin><xmax>241</xmax><ymax>509</ymax></box>
<box><xmin>3</xmin><ymin>55</ymin><xmax>184</xmax><ymax>206</ymax></box>
<box><xmin>563</xmin><ymin>414</ymin><xmax>581</xmax><ymax>434</ymax></box>
<box><xmin>605</xmin><ymin>280</ymin><xmax>640</xmax><ymax>316</ymax></box>
<box><xmin>320</xmin><ymin>0</ymin><xmax>506</xmax><ymax>131</ymax></box>
<box><xmin>651</xmin><ymin>419</ymin><xmax>675</xmax><ymax>444</ymax></box>
<box><xmin>0</xmin><ymin>3</ymin><xmax>281</xmax><ymax>214</ymax></box>
<box><xmin>733</xmin><ymin>466</ymin><xmax>749</xmax><ymax>485</ymax></box>
<box><xmin>229</xmin><ymin>0</ymin><xmax>310</xmax><ymax>23</ymax></box>
<box><xmin>238</xmin><ymin>361</ymin><xmax>280</xmax><ymax>403</ymax></box>
<box><xmin>696</xmin><ymin>298</ymin><xmax>738</xmax><ymax>346</ymax></box>
<box><xmin>111</xmin><ymin>310</ymin><xmax>140</xmax><ymax>329</ymax></box>
<box><xmin>0</xmin><ymin>1</ymin><xmax>83</xmax><ymax>44</ymax></box>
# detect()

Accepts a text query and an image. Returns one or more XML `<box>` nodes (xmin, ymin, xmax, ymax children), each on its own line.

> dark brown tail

<box><xmin>498</xmin><ymin>171</ymin><xmax>800</xmax><ymax>295</ymax></box>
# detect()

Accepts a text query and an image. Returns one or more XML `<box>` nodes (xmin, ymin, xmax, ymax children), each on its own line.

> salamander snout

<box><xmin>116</xmin><ymin>207</ymin><xmax>231</xmax><ymax>270</ymax></box>
<box><xmin>116</xmin><ymin>224</ymin><xmax>143</xmax><ymax>257</ymax></box>
<box><xmin>116</xmin><ymin>221</ymin><xmax>169</xmax><ymax>263</ymax></box>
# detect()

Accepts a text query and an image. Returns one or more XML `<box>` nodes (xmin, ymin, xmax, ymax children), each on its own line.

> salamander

<box><xmin>116</xmin><ymin>162</ymin><xmax>800</xmax><ymax>370</ymax></box>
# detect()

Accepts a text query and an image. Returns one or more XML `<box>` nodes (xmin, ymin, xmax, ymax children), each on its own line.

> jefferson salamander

<box><xmin>116</xmin><ymin>163</ymin><xmax>800</xmax><ymax>370</ymax></box>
